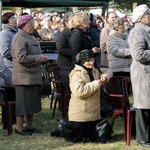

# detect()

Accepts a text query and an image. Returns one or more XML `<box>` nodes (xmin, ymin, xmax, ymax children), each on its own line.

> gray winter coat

<box><xmin>0</xmin><ymin>24</ymin><xmax>17</xmax><ymax>71</ymax></box>
<box><xmin>11</xmin><ymin>29</ymin><xmax>42</xmax><ymax>85</ymax></box>
<box><xmin>107</xmin><ymin>30</ymin><xmax>132</xmax><ymax>73</ymax></box>
<box><xmin>128</xmin><ymin>23</ymin><xmax>150</xmax><ymax>109</ymax></box>
<box><xmin>0</xmin><ymin>57</ymin><xmax>12</xmax><ymax>87</ymax></box>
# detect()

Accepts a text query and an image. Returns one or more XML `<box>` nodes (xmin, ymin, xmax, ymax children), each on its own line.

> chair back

<box><xmin>48</xmin><ymin>66</ymin><xmax>71</xmax><ymax>94</ymax></box>
<box><xmin>48</xmin><ymin>66</ymin><xmax>71</xmax><ymax>119</ymax></box>
<box><xmin>105</xmin><ymin>76</ymin><xmax>130</xmax><ymax>110</ymax></box>
<box><xmin>41</xmin><ymin>61</ymin><xmax>57</xmax><ymax>79</ymax></box>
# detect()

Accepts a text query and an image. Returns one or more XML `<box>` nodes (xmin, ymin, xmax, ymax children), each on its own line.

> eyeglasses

<box><xmin>112</xmin><ymin>16</ymin><xmax>118</xmax><ymax>19</ymax></box>
<box><xmin>9</xmin><ymin>16</ymin><xmax>17</xmax><ymax>21</ymax></box>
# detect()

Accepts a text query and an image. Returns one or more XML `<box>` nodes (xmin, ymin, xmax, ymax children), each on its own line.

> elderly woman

<box><xmin>107</xmin><ymin>17</ymin><xmax>132</xmax><ymax>77</ymax></box>
<box><xmin>0</xmin><ymin>12</ymin><xmax>17</xmax><ymax>72</ymax></box>
<box><xmin>40</xmin><ymin>18</ymin><xmax>54</xmax><ymax>41</ymax></box>
<box><xmin>128</xmin><ymin>4</ymin><xmax>150</xmax><ymax>147</ymax></box>
<box><xmin>70</xmin><ymin>12</ymin><xmax>100</xmax><ymax>67</ymax></box>
<box><xmin>56</xmin><ymin>12</ymin><xmax>74</xmax><ymax>66</ymax></box>
<box><xmin>59</xmin><ymin>49</ymin><xmax>112</xmax><ymax>143</ymax></box>
<box><xmin>11</xmin><ymin>14</ymin><xmax>48</xmax><ymax>136</ymax></box>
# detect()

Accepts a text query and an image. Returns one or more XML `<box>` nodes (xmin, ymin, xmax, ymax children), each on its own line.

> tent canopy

<box><xmin>2</xmin><ymin>0</ymin><xmax>109</xmax><ymax>7</ymax></box>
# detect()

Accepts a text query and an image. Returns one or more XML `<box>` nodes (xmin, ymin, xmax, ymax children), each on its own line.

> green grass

<box><xmin>0</xmin><ymin>97</ymin><xmax>147</xmax><ymax>150</ymax></box>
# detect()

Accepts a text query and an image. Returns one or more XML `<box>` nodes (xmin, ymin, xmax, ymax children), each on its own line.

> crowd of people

<box><xmin>0</xmin><ymin>3</ymin><xmax>150</xmax><ymax>147</ymax></box>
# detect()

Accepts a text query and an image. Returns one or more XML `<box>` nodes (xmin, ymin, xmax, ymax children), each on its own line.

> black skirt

<box><xmin>62</xmin><ymin>120</ymin><xmax>98</xmax><ymax>143</ymax></box>
<box><xmin>15</xmin><ymin>85</ymin><xmax>41</xmax><ymax>116</ymax></box>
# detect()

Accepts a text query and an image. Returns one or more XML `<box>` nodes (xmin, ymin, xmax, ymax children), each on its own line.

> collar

<box><xmin>110</xmin><ymin>30</ymin><xmax>126</xmax><ymax>40</ymax></box>
<box><xmin>135</xmin><ymin>23</ymin><xmax>150</xmax><ymax>32</ymax></box>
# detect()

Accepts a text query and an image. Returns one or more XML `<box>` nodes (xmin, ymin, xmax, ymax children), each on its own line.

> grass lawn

<box><xmin>0</xmin><ymin>97</ymin><xmax>146</xmax><ymax>150</ymax></box>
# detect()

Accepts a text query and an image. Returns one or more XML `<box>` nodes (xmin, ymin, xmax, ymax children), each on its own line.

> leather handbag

<box><xmin>40</xmin><ymin>76</ymin><xmax>51</xmax><ymax>96</ymax></box>
<box><xmin>95</xmin><ymin>118</ymin><xmax>111</xmax><ymax>143</ymax></box>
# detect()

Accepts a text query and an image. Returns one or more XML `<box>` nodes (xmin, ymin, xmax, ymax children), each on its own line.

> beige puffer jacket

<box><xmin>69</xmin><ymin>65</ymin><xmax>113</xmax><ymax>122</ymax></box>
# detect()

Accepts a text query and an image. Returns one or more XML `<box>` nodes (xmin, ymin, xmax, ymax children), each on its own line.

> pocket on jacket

<box><xmin>144</xmin><ymin>64</ymin><xmax>150</xmax><ymax>73</ymax></box>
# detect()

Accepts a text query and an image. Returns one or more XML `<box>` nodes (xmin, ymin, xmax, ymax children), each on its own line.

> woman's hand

<box><xmin>41</xmin><ymin>55</ymin><xmax>48</xmax><ymax>63</ymax></box>
<box><xmin>99</xmin><ymin>76</ymin><xmax>108</xmax><ymax>87</ymax></box>
<box><xmin>92</xmin><ymin>47</ymin><xmax>100</xmax><ymax>54</ymax></box>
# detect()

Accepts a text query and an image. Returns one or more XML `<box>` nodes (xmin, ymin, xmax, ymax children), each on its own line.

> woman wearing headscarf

<box><xmin>128</xmin><ymin>4</ymin><xmax>150</xmax><ymax>147</ymax></box>
<box><xmin>61</xmin><ymin>49</ymin><xmax>112</xmax><ymax>143</ymax></box>
<box><xmin>11</xmin><ymin>14</ymin><xmax>48</xmax><ymax>136</ymax></box>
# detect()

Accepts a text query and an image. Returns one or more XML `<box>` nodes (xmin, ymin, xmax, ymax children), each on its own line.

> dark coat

<box><xmin>70</xmin><ymin>27</ymin><xmax>93</xmax><ymax>66</ymax></box>
<box><xmin>56</xmin><ymin>26</ymin><xmax>72</xmax><ymax>66</ymax></box>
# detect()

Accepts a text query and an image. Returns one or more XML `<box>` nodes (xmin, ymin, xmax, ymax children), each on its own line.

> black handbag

<box><xmin>100</xmin><ymin>87</ymin><xmax>113</xmax><ymax>118</ymax></box>
<box><xmin>40</xmin><ymin>76</ymin><xmax>51</xmax><ymax>96</ymax></box>
<box><xmin>95</xmin><ymin>118</ymin><xmax>111</xmax><ymax>143</ymax></box>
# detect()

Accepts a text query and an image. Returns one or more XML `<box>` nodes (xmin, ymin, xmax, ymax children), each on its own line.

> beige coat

<box><xmin>40</xmin><ymin>27</ymin><xmax>54</xmax><ymax>41</ymax></box>
<box><xmin>69</xmin><ymin>65</ymin><xmax>113</xmax><ymax>122</ymax></box>
<box><xmin>11</xmin><ymin>29</ymin><xmax>42</xmax><ymax>85</ymax></box>
<box><xmin>100</xmin><ymin>26</ymin><xmax>110</xmax><ymax>66</ymax></box>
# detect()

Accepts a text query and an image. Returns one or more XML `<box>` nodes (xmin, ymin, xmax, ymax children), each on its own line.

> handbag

<box><xmin>95</xmin><ymin>118</ymin><xmax>112</xmax><ymax>143</ymax></box>
<box><xmin>40</xmin><ymin>76</ymin><xmax>51</xmax><ymax>96</ymax></box>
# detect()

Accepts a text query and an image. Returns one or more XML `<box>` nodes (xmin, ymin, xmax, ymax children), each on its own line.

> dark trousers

<box><xmin>136</xmin><ymin>109</ymin><xmax>150</xmax><ymax>142</ymax></box>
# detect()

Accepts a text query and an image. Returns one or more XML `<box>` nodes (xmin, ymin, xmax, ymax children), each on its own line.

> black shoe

<box><xmin>137</xmin><ymin>141</ymin><xmax>150</xmax><ymax>147</ymax></box>
<box><xmin>50</xmin><ymin>127</ymin><xmax>62</xmax><ymax>137</ymax></box>
<box><xmin>15</xmin><ymin>128</ymin><xmax>32</xmax><ymax>136</ymax></box>
<box><xmin>83</xmin><ymin>137</ymin><xmax>91</xmax><ymax>143</ymax></box>
<box><xmin>25</xmin><ymin>127</ymin><xmax>42</xmax><ymax>133</ymax></box>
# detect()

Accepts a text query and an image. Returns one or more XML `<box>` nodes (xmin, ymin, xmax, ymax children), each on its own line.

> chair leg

<box><xmin>52</xmin><ymin>97</ymin><xmax>58</xmax><ymax>119</ymax></box>
<box><xmin>126</xmin><ymin>111</ymin><xmax>135</xmax><ymax>146</ymax></box>
<box><xmin>62</xmin><ymin>96</ymin><xmax>67</xmax><ymax>119</ymax></box>
<box><xmin>8</xmin><ymin>102</ymin><xmax>15</xmax><ymax>135</ymax></box>
<box><xmin>126</xmin><ymin>111</ymin><xmax>131</xmax><ymax>145</ymax></box>
<box><xmin>50</xmin><ymin>91</ymin><xmax>55</xmax><ymax>109</ymax></box>
<box><xmin>2</xmin><ymin>105</ymin><xmax>7</xmax><ymax>129</ymax></box>
<box><xmin>111</xmin><ymin>113</ymin><xmax>116</xmax><ymax>129</ymax></box>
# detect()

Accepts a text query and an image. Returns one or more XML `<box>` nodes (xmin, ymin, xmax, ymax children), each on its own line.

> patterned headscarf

<box><xmin>75</xmin><ymin>49</ymin><xmax>94</xmax><ymax>65</ymax></box>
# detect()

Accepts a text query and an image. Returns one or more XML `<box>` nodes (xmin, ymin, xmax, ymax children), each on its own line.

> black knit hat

<box><xmin>1</xmin><ymin>12</ymin><xmax>15</xmax><ymax>24</ymax></box>
<box><xmin>75</xmin><ymin>49</ymin><xmax>94</xmax><ymax>65</ymax></box>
